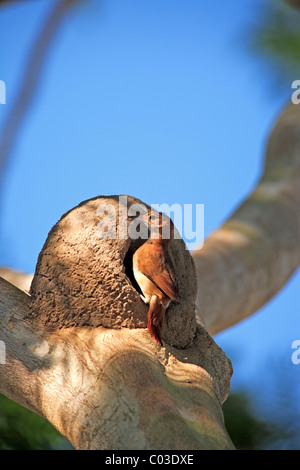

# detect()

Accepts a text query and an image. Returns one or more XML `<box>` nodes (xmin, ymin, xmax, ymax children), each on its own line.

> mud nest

<box><xmin>29</xmin><ymin>195</ymin><xmax>197</xmax><ymax>348</ymax></box>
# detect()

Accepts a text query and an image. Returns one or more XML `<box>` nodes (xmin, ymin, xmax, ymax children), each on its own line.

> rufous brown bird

<box><xmin>132</xmin><ymin>211</ymin><xmax>179</xmax><ymax>345</ymax></box>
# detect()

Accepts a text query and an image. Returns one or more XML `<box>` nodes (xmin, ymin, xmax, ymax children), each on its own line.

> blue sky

<box><xmin>0</xmin><ymin>0</ymin><xmax>299</xmax><ymax>401</ymax></box>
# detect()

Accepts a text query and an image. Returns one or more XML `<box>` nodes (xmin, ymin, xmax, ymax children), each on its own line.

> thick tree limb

<box><xmin>0</xmin><ymin>276</ymin><xmax>233</xmax><ymax>450</ymax></box>
<box><xmin>193</xmin><ymin>102</ymin><xmax>300</xmax><ymax>335</ymax></box>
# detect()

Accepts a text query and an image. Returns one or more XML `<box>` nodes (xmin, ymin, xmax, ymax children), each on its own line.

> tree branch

<box><xmin>193</xmin><ymin>102</ymin><xmax>300</xmax><ymax>334</ymax></box>
<box><xmin>0</xmin><ymin>267</ymin><xmax>32</xmax><ymax>293</ymax></box>
<box><xmin>0</xmin><ymin>0</ymin><xmax>73</xmax><ymax>184</ymax></box>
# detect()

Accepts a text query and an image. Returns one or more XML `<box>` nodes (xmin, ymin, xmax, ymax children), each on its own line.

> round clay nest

<box><xmin>29</xmin><ymin>195</ymin><xmax>197</xmax><ymax>348</ymax></box>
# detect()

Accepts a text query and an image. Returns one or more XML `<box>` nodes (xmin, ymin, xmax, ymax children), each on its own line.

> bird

<box><xmin>132</xmin><ymin>211</ymin><xmax>179</xmax><ymax>345</ymax></box>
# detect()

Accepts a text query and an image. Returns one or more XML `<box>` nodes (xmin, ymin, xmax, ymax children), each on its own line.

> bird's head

<box><xmin>140</xmin><ymin>211</ymin><xmax>174</xmax><ymax>239</ymax></box>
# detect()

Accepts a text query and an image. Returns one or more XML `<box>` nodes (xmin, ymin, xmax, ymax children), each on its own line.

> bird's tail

<box><xmin>147</xmin><ymin>295</ymin><xmax>166</xmax><ymax>346</ymax></box>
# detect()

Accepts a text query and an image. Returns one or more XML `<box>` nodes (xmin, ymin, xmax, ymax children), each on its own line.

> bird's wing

<box><xmin>148</xmin><ymin>266</ymin><xmax>179</xmax><ymax>301</ymax></box>
<box><xmin>135</xmin><ymin>242</ymin><xmax>179</xmax><ymax>301</ymax></box>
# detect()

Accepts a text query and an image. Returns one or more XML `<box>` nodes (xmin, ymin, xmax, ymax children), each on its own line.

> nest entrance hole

<box><xmin>123</xmin><ymin>238</ymin><xmax>145</xmax><ymax>296</ymax></box>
